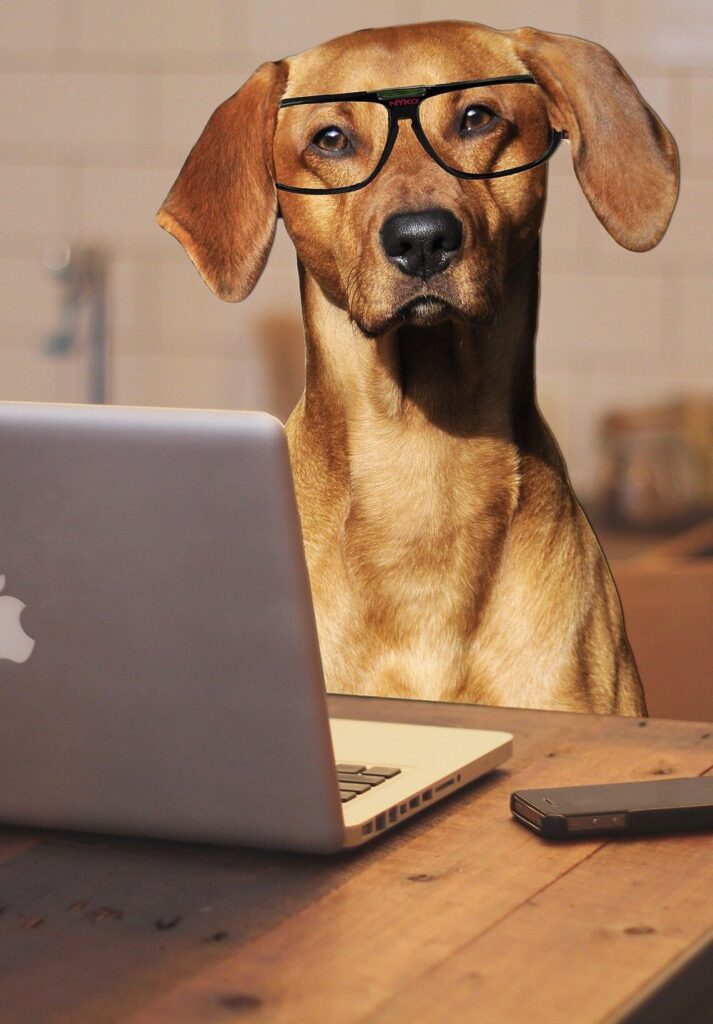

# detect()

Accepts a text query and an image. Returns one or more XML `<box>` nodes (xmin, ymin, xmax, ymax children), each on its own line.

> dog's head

<box><xmin>157</xmin><ymin>21</ymin><xmax>679</xmax><ymax>337</ymax></box>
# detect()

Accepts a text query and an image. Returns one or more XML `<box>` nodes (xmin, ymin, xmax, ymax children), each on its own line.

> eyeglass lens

<box><xmin>274</xmin><ymin>83</ymin><xmax>552</xmax><ymax>191</ymax></box>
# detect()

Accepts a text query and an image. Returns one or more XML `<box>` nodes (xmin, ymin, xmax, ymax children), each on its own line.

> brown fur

<box><xmin>157</xmin><ymin>21</ymin><xmax>680</xmax><ymax>715</ymax></box>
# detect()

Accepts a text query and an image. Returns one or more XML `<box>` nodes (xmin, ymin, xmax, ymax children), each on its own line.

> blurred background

<box><xmin>1</xmin><ymin>1</ymin><xmax>711</xmax><ymax>718</ymax></box>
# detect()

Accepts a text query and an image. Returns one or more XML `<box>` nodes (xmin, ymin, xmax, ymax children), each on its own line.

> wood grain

<box><xmin>363</xmin><ymin>822</ymin><xmax>713</xmax><ymax>1024</ymax></box>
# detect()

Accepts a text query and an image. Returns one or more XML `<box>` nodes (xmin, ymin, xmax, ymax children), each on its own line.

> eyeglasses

<box><xmin>274</xmin><ymin>75</ymin><xmax>565</xmax><ymax>195</ymax></box>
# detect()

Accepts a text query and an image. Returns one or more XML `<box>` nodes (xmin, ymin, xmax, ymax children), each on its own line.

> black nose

<box><xmin>380</xmin><ymin>208</ymin><xmax>463</xmax><ymax>279</ymax></box>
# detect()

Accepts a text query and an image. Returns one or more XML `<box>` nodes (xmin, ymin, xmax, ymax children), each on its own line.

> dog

<box><xmin>157</xmin><ymin>21</ymin><xmax>679</xmax><ymax>715</ymax></box>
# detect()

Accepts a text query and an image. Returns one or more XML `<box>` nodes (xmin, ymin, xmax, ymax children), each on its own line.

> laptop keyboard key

<box><xmin>338</xmin><ymin>782</ymin><xmax>371</xmax><ymax>794</ymax></box>
<box><xmin>340</xmin><ymin>791</ymin><xmax>358</xmax><ymax>802</ymax></box>
<box><xmin>337</xmin><ymin>772</ymin><xmax>384</xmax><ymax>786</ymax></box>
<box><xmin>365</xmin><ymin>766</ymin><xmax>401</xmax><ymax>778</ymax></box>
<box><xmin>336</xmin><ymin>764</ymin><xmax>366</xmax><ymax>773</ymax></box>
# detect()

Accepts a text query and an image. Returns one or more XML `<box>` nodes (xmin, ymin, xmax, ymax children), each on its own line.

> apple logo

<box><xmin>0</xmin><ymin>574</ymin><xmax>35</xmax><ymax>663</ymax></box>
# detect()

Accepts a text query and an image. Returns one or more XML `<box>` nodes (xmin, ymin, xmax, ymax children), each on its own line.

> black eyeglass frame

<box><xmin>275</xmin><ymin>75</ymin><xmax>565</xmax><ymax>195</ymax></box>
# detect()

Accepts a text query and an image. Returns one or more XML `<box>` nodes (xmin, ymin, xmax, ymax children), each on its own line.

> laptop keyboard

<box><xmin>336</xmin><ymin>763</ymin><xmax>402</xmax><ymax>803</ymax></box>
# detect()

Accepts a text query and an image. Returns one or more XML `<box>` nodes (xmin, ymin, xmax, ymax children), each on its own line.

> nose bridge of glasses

<box><xmin>377</xmin><ymin>85</ymin><xmax>427</xmax><ymax>124</ymax></box>
<box><xmin>386</xmin><ymin>100</ymin><xmax>422</xmax><ymax>122</ymax></box>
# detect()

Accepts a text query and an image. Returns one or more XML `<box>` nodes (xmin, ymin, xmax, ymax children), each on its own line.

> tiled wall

<box><xmin>1</xmin><ymin>0</ymin><xmax>711</xmax><ymax>498</ymax></box>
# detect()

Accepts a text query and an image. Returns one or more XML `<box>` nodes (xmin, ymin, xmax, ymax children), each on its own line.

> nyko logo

<box><xmin>388</xmin><ymin>97</ymin><xmax>420</xmax><ymax>106</ymax></box>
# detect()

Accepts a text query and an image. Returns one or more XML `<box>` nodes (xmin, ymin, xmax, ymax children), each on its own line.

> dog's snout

<box><xmin>380</xmin><ymin>209</ymin><xmax>463</xmax><ymax>279</ymax></box>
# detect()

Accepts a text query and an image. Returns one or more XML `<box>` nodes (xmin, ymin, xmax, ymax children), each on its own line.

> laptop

<box><xmin>0</xmin><ymin>400</ymin><xmax>512</xmax><ymax>853</ymax></box>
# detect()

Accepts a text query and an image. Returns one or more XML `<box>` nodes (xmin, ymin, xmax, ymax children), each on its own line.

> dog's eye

<box><xmin>312</xmin><ymin>126</ymin><xmax>351</xmax><ymax>152</ymax></box>
<box><xmin>460</xmin><ymin>104</ymin><xmax>496</xmax><ymax>134</ymax></box>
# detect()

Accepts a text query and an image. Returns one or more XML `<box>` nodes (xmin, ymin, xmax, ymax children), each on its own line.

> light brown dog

<box><xmin>157</xmin><ymin>21</ymin><xmax>679</xmax><ymax>715</ymax></box>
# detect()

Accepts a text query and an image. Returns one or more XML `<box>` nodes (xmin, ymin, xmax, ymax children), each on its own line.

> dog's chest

<box><xmin>344</xmin><ymin>424</ymin><xmax>519</xmax><ymax>576</ymax></box>
<box><xmin>296</xmin><ymin>418</ymin><xmax>525</xmax><ymax>701</ymax></box>
<box><xmin>334</xmin><ymin>425</ymin><xmax>522</xmax><ymax>691</ymax></box>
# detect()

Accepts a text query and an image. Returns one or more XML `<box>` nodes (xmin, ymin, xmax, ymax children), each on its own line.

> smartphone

<box><xmin>510</xmin><ymin>776</ymin><xmax>713</xmax><ymax>839</ymax></box>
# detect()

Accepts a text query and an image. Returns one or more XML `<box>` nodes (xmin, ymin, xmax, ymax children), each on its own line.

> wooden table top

<box><xmin>1</xmin><ymin>695</ymin><xmax>712</xmax><ymax>1024</ymax></box>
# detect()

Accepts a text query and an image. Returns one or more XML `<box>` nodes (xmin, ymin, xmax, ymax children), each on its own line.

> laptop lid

<box><xmin>0</xmin><ymin>401</ymin><xmax>344</xmax><ymax>853</ymax></box>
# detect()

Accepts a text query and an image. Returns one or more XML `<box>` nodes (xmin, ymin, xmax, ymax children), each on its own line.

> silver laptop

<box><xmin>0</xmin><ymin>401</ymin><xmax>512</xmax><ymax>853</ymax></box>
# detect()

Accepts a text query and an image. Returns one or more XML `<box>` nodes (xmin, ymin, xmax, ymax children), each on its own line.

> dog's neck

<box><xmin>288</xmin><ymin>241</ymin><xmax>548</xmax><ymax>465</ymax></box>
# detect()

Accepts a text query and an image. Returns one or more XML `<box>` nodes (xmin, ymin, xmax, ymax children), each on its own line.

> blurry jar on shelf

<box><xmin>598</xmin><ymin>398</ymin><xmax>712</xmax><ymax>530</ymax></box>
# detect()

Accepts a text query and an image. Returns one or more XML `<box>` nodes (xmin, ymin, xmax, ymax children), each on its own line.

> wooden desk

<box><xmin>1</xmin><ymin>696</ymin><xmax>712</xmax><ymax>1024</ymax></box>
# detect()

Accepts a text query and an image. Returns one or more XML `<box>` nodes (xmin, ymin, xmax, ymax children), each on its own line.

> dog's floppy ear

<box><xmin>511</xmin><ymin>28</ymin><xmax>679</xmax><ymax>251</ymax></box>
<box><xmin>157</xmin><ymin>60</ymin><xmax>288</xmax><ymax>301</ymax></box>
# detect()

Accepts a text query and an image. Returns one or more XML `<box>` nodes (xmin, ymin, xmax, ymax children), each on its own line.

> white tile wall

<box><xmin>597</xmin><ymin>1</ymin><xmax>713</xmax><ymax>66</ymax></box>
<box><xmin>0</xmin><ymin>256</ymin><xmax>58</xmax><ymax>334</ymax></box>
<box><xmin>0</xmin><ymin>164</ymin><xmax>69</xmax><ymax>242</ymax></box>
<box><xmin>659</xmin><ymin>176</ymin><xmax>713</xmax><ymax>262</ymax></box>
<box><xmin>230</xmin><ymin>3</ymin><xmax>435</xmax><ymax>65</ymax></box>
<box><xmin>689</xmin><ymin>77</ymin><xmax>713</xmax><ymax>164</ymax></box>
<box><xmin>0</xmin><ymin>1</ymin><xmax>64</xmax><ymax>52</ymax></box>
<box><xmin>0</xmin><ymin>72</ymin><xmax>141</xmax><ymax>160</ymax></box>
<box><xmin>676</xmin><ymin>278</ymin><xmax>713</xmax><ymax>366</ymax></box>
<box><xmin>109</xmin><ymin>351</ymin><xmax>269</xmax><ymax>411</ymax></box>
<box><xmin>109</xmin><ymin>257</ymin><xmax>158</xmax><ymax>356</ymax></box>
<box><xmin>409</xmin><ymin>0</ymin><xmax>586</xmax><ymax>36</ymax></box>
<box><xmin>538</xmin><ymin>272</ymin><xmax>668</xmax><ymax>374</ymax></box>
<box><xmin>155</xmin><ymin>257</ymin><xmax>302</xmax><ymax>359</ymax></box>
<box><xmin>79</xmin><ymin>165</ymin><xmax>186</xmax><ymax>251</ymax></box>
<box><xmin>0</xmin><ymin>0</ymin><xmax>710</xmax><ymax>498</ymax></box>
<box><xmin>0</xmin><ymin>345</ymin><xmax>86</xmax><ymax>403</ymax></box>
<box><xmin>76</xmin><ymin>1</ymin><xmax>231</xmax><ymax>60</ymax></box>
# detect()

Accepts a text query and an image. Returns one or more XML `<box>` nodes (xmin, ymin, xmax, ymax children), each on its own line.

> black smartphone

<box><xmin>510</xmin><ymin>776</ymin><xmax>713</xmax><ymax>839</ymax></box>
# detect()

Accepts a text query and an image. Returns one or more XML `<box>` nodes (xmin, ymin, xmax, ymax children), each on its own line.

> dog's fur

<box><xmin>157</xmin><ymin>21</ymin><xmax>679</xmax><ymax>715</ymax></box>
